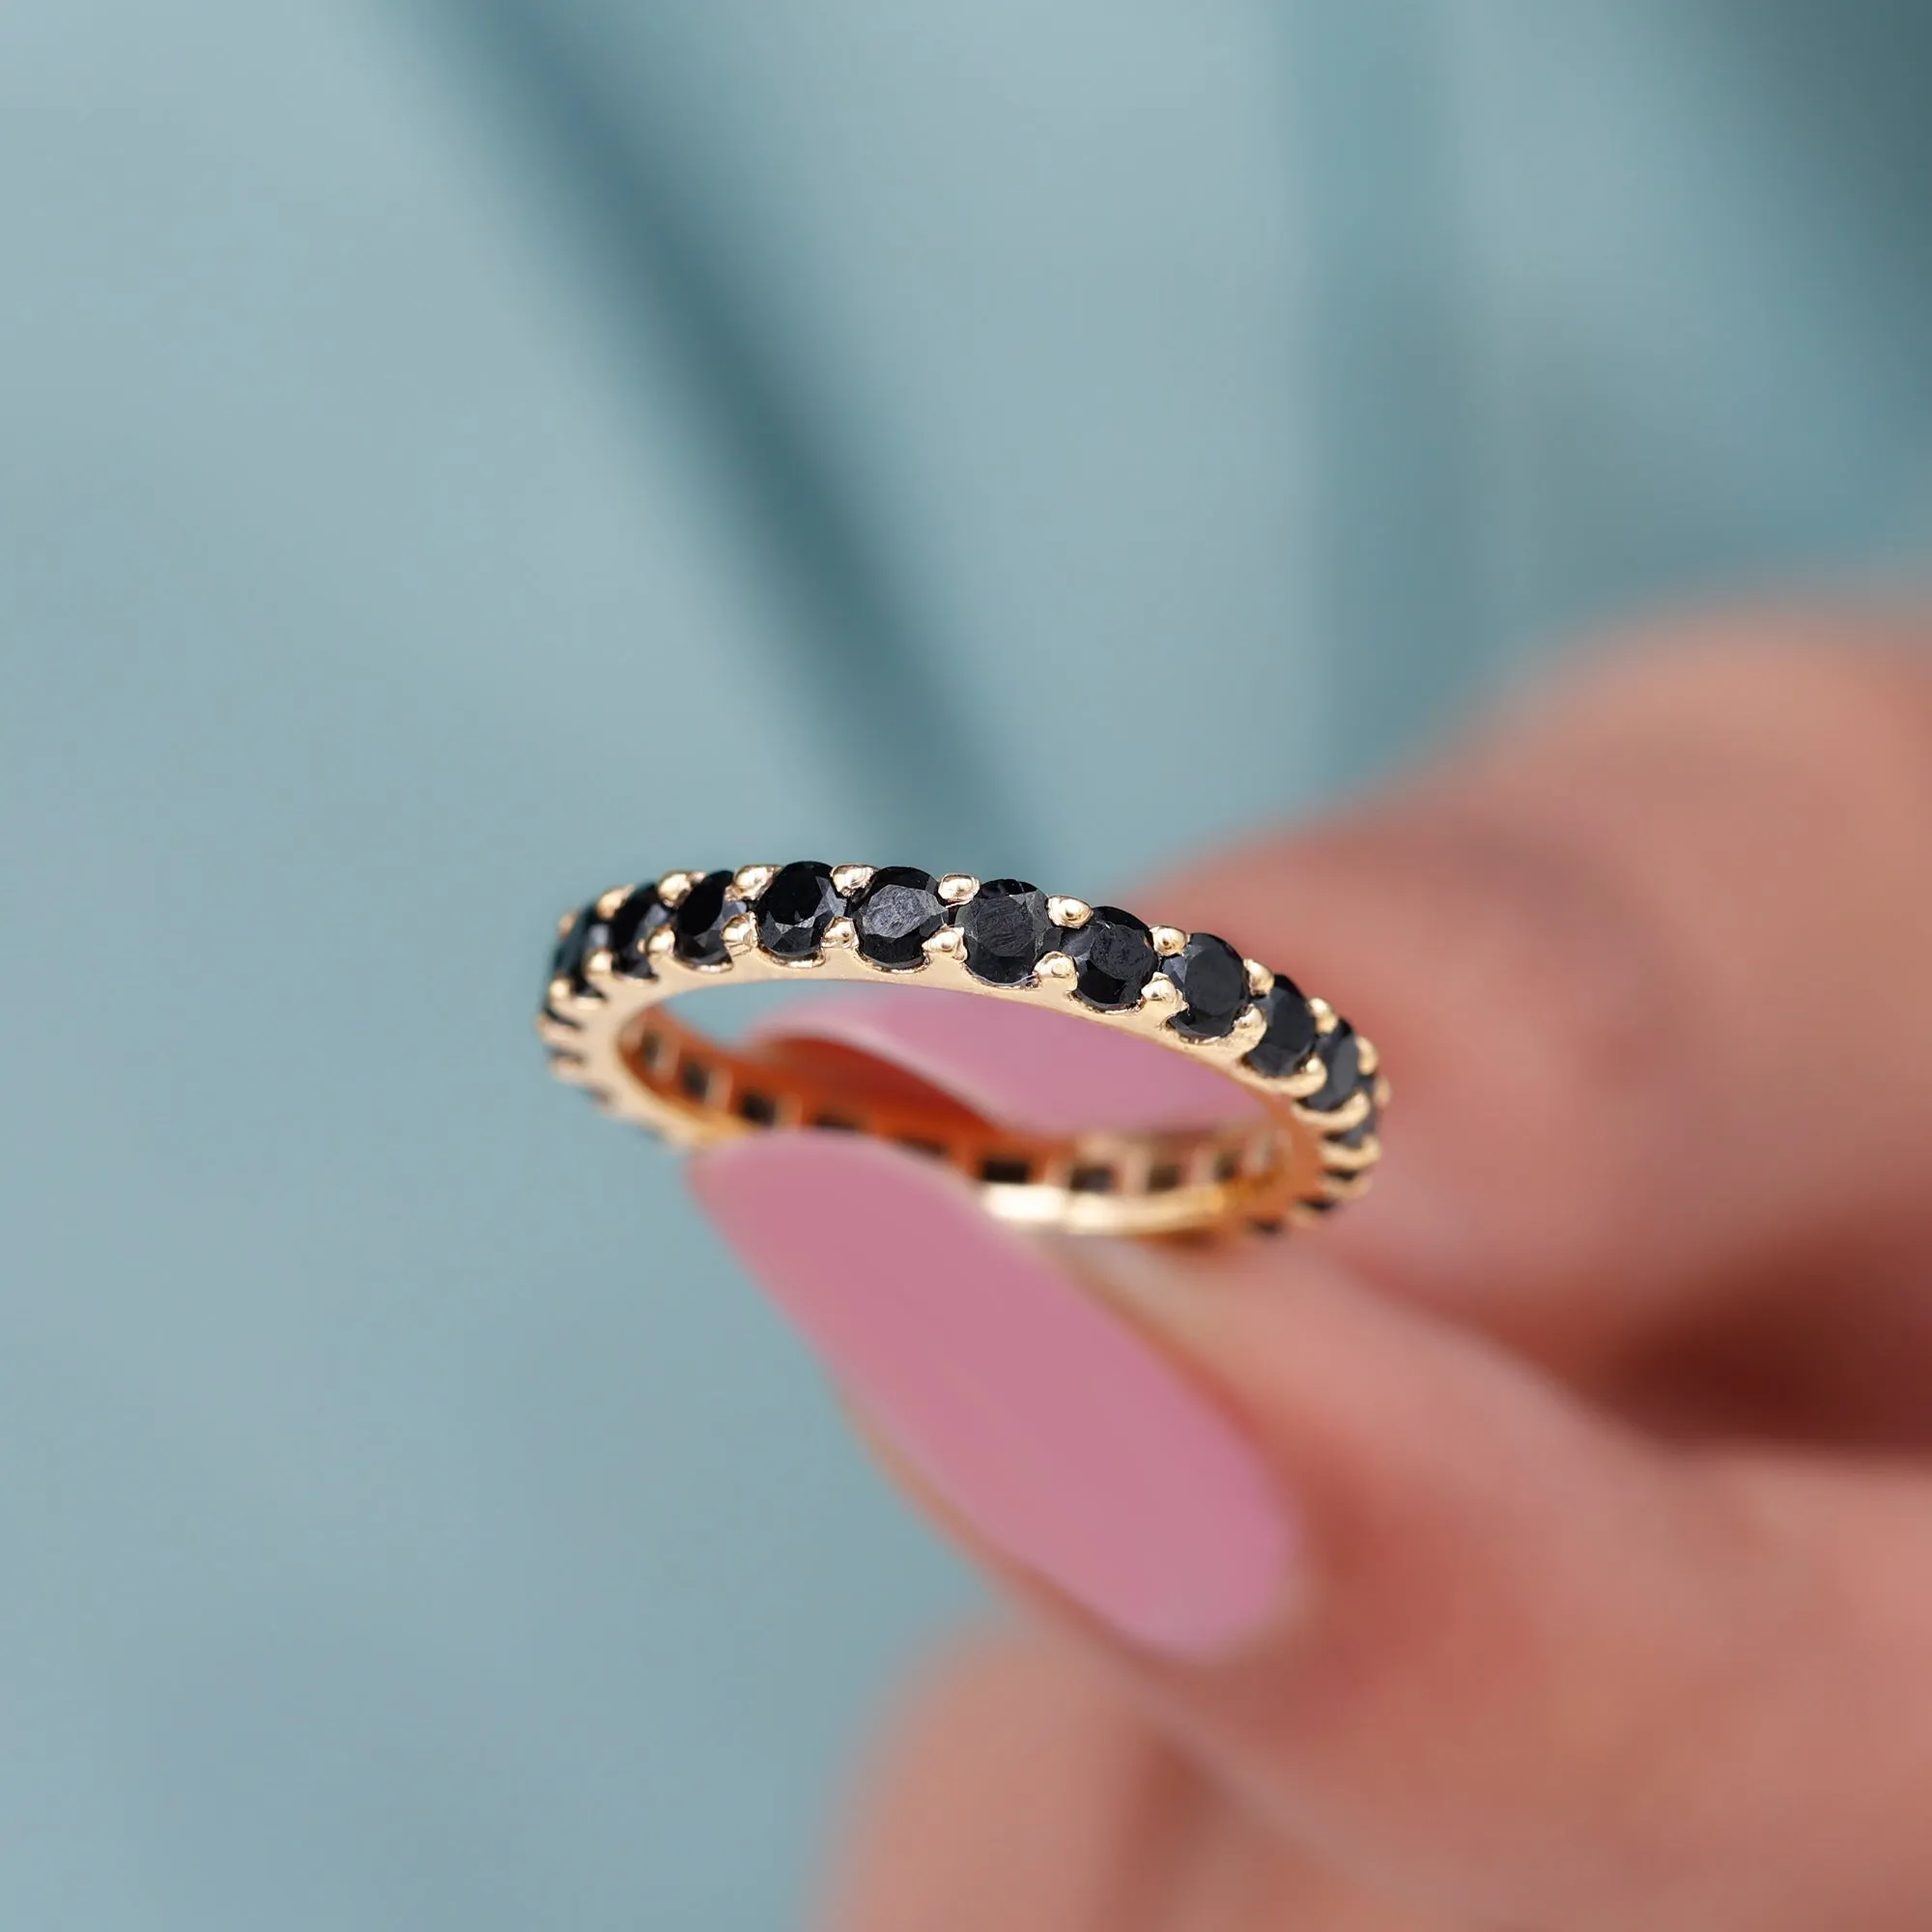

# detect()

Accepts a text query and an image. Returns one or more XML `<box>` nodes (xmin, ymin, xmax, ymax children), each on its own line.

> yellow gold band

<box><xmin>536</xmin><ymin>863</ymin><xmax>1386</xmax><ymax>1239</ymax></box>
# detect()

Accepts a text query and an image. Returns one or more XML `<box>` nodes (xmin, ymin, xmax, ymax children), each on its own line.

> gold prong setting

<box><xmin>538</xmin><ymin>863</ymin><xmax>1385</xmax><ymax>1233</ymax></box>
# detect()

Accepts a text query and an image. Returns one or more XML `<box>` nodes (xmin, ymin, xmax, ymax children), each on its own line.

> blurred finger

<box><xmin>699</xmin><ymin>1134</ymin><xmax>1932</xmax><ymax>1930</ymax></box>
<box><xmin>1163</xmin><ymin>623</ymin><xmax>1932</xmax><ymax>1369</ymax></box>
<box><xmin>829</xmin><ymin>1629</ymin><xmax>1463</xmax><ymax>1932</ymax></box>
<box><xmin>824</xmin><ymin>1629</ymin><xmax>1194</xmax><ymax>1932</ymax></box>
<box><xmin>755</xmin><ymin>625</ymin><xmax>1932</xmax><ymax>1417</ymax></box>
<box><xmin>696</xmin><ymin>630</ymin><xmax>1932</xmax><ymax>1929</ymax></box>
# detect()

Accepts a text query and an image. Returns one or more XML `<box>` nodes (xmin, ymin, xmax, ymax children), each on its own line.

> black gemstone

<box><xmin>959</xmin><ymin>877</ymin><xmax>1056</xmax><ymax>985</ymax></box>
<box><xmin>1244</xmin><ymin>975</ymin><xmax>1318</xmax><ymax>1077</ymax></box>
<box><xmin>757</xmin><ymin>861</ymin><xmax>846</xmax><ymax>959</ymax></box>
<box><xmin>1164</xmin><ymin>931</ymin><xmax>1249</xmax><ymax>1039</ymax></box>
<box><xmin>1304</xmin><ymin>1021</ymin><xmax>1367</xmax><ymax>1113</ymax></box>
<box><xmin>1062</xmin><ymin>905</ymin><xmax>1157</xmax><ymax>1010</ymax></box>
<box><xmin>852</xmin><ymin>867</ymin><xmax>946</xmax><ymax>969</ymax></box>
<box><xmin>607</xmin><ymin>884</ymin><xmax>672</xmax><ymax>979</ymax></box>
<box><xmin>551</xmin><ymin>890</ymin><xmax>670</xmax><ymax>994</ymax></box>
<box><xmin>549</xmin><ymin>903</ymin><xmax>597</xmax><ymax>991</ymax></box>
<box><xmin>672</xmin><ymin>869</ymin><xmax>746</xmax><ymax>965</ymax></box>
<box><xmin>1333</xmin><ymin>1106</ymin><xmax>1380</xmax><ymax>1150</ymax></box>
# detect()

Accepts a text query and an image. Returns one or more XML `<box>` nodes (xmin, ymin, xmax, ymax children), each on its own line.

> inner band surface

<box><xmin>620</xmin><ymin>1008</ymin><xmax>1300</xmax><ymax>1236</ymax></box>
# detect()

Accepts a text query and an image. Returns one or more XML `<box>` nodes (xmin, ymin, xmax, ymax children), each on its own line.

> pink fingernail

<box><xmin>745</xmin><ymin>989</ymin><xmax>1252</xmax><ymax>1134</ymax></box>
<box><xmin>690</xmin><ymin>1134</ymin><xmax>1293</xmax><ymax>1656</ymax></box>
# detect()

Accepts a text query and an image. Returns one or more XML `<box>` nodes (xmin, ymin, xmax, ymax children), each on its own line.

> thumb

<box><xmin>690</xmin><ymin>1132</ymin><xmax>1932</xmax><ymax>1931</ymax></box>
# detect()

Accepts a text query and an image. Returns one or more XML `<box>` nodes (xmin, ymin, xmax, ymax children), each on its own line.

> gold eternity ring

<box><xmin>536</xmin><ymin>863</ymin><xmax>1387</xmax><ymax>1239</ymax></box>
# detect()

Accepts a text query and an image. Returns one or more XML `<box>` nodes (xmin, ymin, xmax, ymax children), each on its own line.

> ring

<box><xmin>536</xmin><ymin>863</ymin><xmax>1386</xmax><ymax>1238</ymax></box>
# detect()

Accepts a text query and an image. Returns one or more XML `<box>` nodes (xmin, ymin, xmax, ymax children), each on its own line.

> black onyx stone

<box><xmin>853</xmin><ymin>867</ymin><xmax>946</xmax><ymax>969</ymax></box>
<box><xmin>553</xmin><ymin>889</ymin><xmax>670</xmax><ymax>992</ymax></box>
<box><xmin>1333</xmin><ymin>1106</ymin><xmax>1380</xmax><ymax>1150</ymax></box>
<box><xmin>958</xmin><ymin>878</ymin><xmax>1055</xmax><ymax>985</ymax></box>
<box><xmin>756</xmin><ymin>861</ymin><xmax>845</xmax><ymax>960</ymax></box>
<box><xmin>609</xmin><ymin>885</ymin><xmax>673</xmax><ymax>978</ymax></box>
<box><xmin>1304</xmin><ymin>1021</ymin><xmax>1367</xmax><ymax>1113</ymax></box>
<box><xmin>1063</xmin><ymin>905</ymin><xmax>1157</xmax><ymax>1010</ymax></box>
<box><xmin>980</xmin><ymin>1154</ymin><xmax>1032</xmax><ymax>1185</ymax></box>
<box><xmin>672</xmin><ymin>869</ymin><xmax>746</xmax><ymax>965</ymax></box>
<box><xmin>1244</xmin><ymin>975</ymin><xmax>1318</xmax><ymax>1077</ymax></box>
<box><xmin>568</xmin><ymin>883</ymin><xmax>673</xmax><ymax>981</ymax></box>
<box><xmin>549</xmin><ymin>903</ymin><xmax>598</xmax><ymax>992</ymax></box>
<box><xmin>1163</xmin><ymin>931</ymin><xmax>1249</xmax><ymax>1040</ymax></box>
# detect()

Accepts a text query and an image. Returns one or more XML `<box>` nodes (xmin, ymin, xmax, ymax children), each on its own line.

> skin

<box><xmin>747</xmin><ymin>615</ymin><xmax>1932</xmax><ymax>1930</ymax></box>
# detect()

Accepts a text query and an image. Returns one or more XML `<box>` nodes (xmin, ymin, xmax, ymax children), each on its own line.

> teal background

<box><xmin>3</xmin><ymin>4</ymin><xmax>1928</xmax><ymax>1923</ymax></box>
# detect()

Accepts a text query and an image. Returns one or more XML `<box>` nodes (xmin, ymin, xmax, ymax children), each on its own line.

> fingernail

<box><xmin>745</xmin><ymin>988</ymin><xmax>1253</xmax><ymax>1134</ymax></box>
<box><xmin>690</xmin><ymin>1133</ymin><xmax>1294</xmax><ymax>1656</ymax></box>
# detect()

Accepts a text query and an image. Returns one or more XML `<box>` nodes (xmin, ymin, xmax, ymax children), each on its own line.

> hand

<box><xmin>692</xmin><ymin>615</ymin><xmax>1932</xmax><ymax>1931</ymax></box>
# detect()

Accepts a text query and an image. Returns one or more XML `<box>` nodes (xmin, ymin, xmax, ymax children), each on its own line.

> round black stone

<box><xmin>672</xmin><ymin>869</ymin><xmax>747</xmax><ymax>965</ymax></box>
<box><xmin>958</xmin><ymin>877</ymin><xmax>1056</xmax><ymax>985</ymax></box>
<box><xmin>852</xmin><ymin>867</ymin><xmax>947</xmax><ymax>969</ymax></box>
<box><xmin>606</xmin><ymin>884</ymin><xmax>672</xmax><ymax>978</ymax></box>
<box><xmin>550</xmin><ymin>889</ymin><xmax>670</xmax><ymax>995</ymax></box>
<box><xmin>1163</xmin><ymin>931</ymin><xmax>1249</xmax><ymax>1039</ymax></box>
<box><xmin>756</xmin><ymin>861</ymin><xmax>845</xmax><ymax>960</ymax></box>
<box><xmin>1243</xmin><ymin>975</ymin><xmax>1318</xmax><ymax>1077</ymax></box>
<box><xmin>549</xmin><ymin>902</ymin><xmax>597</xmax><ymax>992</ymax></box>
<box><xmin>1304</xmin><ymin>1021</ymin><xmax>1367</xmax><ymax>1113</ymax></box>
<box><xmin>1063</xmin><ymin>906</ymin><xmax>1157</xmax><ymax>1010</ymax></box>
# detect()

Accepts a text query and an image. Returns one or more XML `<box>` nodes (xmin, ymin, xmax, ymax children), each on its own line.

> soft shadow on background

<box><xmin>4</xmin><ymin>2</ymin><xmax>1930</xmax><ymax>1924</ymax></box>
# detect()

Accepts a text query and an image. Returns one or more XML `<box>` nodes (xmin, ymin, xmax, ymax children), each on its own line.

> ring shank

<box><xmin>540</xmin><ymin>918</ymin><xmax>1378</xmax><ymax>1237</ymax></box>
<box><xmin>619</xmin><ymin>1006</ymin><xmax>1306</xmax><ymax>1236</ymax></box>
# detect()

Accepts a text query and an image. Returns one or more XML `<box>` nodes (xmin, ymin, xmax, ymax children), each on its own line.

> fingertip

<box><xmin>689</xmin><ymin>1132</ymin><xmax>1296</xmax><ymax>1658</ymax></box>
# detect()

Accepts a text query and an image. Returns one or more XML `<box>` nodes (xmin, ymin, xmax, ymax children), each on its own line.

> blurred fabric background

<box><xmin>3</xmin><ymin>3</ymin><xmax>1928</xmax><ymax>1923</ymax></box>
